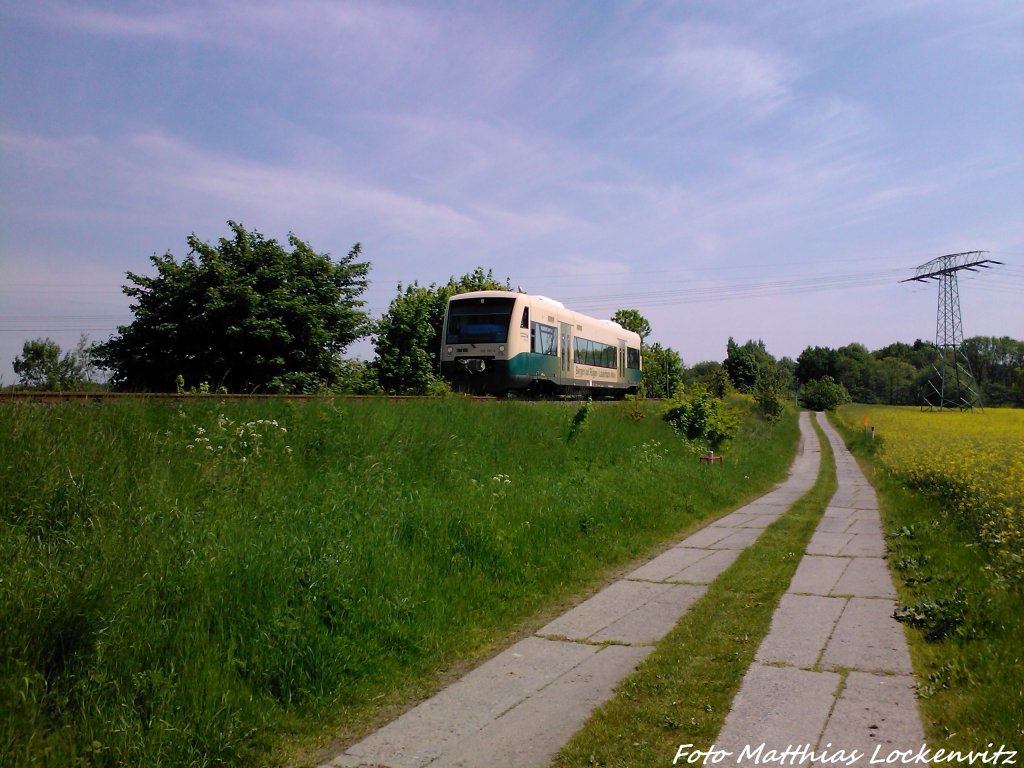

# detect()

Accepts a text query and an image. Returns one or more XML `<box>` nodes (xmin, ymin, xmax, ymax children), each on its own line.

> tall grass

<box><xmin>1</xmin><ymin>397</ymin><xmax>797</xmax><ymax>766</ymax></box>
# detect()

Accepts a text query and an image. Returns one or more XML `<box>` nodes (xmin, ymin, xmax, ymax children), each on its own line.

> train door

<box><xmin>618</xmin><ymin>340</ymin><xmax>626</xmax><ymax>381</ymax></box>
<box><xmin>559</xmin><ymin>322</ymin><xmax>573</xmax><ymax>383</ymax></box>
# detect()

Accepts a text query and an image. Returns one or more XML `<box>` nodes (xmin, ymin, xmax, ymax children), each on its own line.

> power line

<box><xmin>900</xmin><ymin>251</ymin><xmax>1003</xmax><ymax>410</ymax></box>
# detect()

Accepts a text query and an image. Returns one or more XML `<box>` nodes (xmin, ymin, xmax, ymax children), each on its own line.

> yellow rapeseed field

<box><xmin>837</xmin><ymin>405</ymin><xmax>1024</xmax><ymax>582</ymax></box>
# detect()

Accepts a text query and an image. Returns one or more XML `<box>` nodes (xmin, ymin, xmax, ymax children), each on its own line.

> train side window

<box><xmin>573</xmin><ymin>336</ymin><xmax>616</xmax><ymax>368</ymax></box>
<box><xmin>521</xmin><ymin>307</ymin><xmax>530</xmax><ymax>328</ymax></box>
<box><xmin>531</xmin><ymin>322</ymin><xmax>557</xmax><ymax>355</ymax></box>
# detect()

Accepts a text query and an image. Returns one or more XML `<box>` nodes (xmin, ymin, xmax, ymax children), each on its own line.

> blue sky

<box><xmin>2</xmin><ymin>0</ymin><xmax>1022</xmax><ymax>384</ymax></box>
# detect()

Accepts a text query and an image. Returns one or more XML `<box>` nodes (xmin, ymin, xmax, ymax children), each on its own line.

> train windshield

<box><xmin>446</xmin><ymin>297</ymin><xmax>516</xmax><ymax>344</ymax></box>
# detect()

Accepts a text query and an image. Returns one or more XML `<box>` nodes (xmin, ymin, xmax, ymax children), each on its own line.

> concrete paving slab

<box><xmin>439</xmin><ymin>644</ymin><xmax>654</xmax><ymax>768</ymax></box>
<box><xmin>788</xmin><ymin>555</ymin><xmax>850</xmax><ymax>596</ymax></box>
<box><xmin>760</xmin><ymin>491</ymin><xmax>807</xmax><ymax>506</ymax></box>
<box><xmin>814</xmin><ymin>516</ymin><xmax>854</xmax><ymax>534</ymax></box>
<box><xmin>715</xmin><ymin>510</ymin><xmax>780</xmax><ymax>529</ymax></box>
<box><xmin>679</xmin><ymin>525</ymin><xmax>735</xmax><ymax>548</ymax></box>
<box><xmin>847</xmin><ymin>518</ymin><xmax>883</xmax><ymax>536</ymax></box>
<box><xmin>755</xmin><ymin>594</ymin><xmax>847</xmax><ymax>667</ymax></box>
<box><xmin>715</xmin><ymin>510</ymin><xmax>757</xmax><ymax>527</ymax></box>
<box><xmin>591</xmin><ymin>583</ymin><xmax>706</xmax><ymax>643</ymax></box>
<box><xmin>626</xmin><ymin>546</ymin><xmax>713</xmax><ymax>582</ymax></box>
<box><xmin>537</xmin><ymin>580</ymin><xmax>670</xmax><ymax>641</ymax></box>
<box><xmin>822</xmin><ymin>598</ymin><xmax>912</xmax><ymax>674</ymax></box>
<box><xmin>329</xmin><ymin>637</ymin><xmax>597</xmax><ymax>768</ymax></box>
<box><xmin>710</xmin><ymin>526</ymin><xmax>765</xmax><ymax>550</ymax></box>
<box><xmin>807</xmin><ymin>530</ymin><xmax>855</xmax><ymax>555</ymax></box>
<box><xmin>715</xmin><ymin>664</ymin><xmax>841</xmax><ymax>752</ymax></box>
<box><xmin>731</xmin><ymin>500</ymin><xmax>789</xmax><ymax>516</ymax></box>
<box><xmin>816</xmin><ymin>672</ymin><xmax>924</xmax><ymax>759</ymax></box>
<box><xmin>829</xmin><ymin>494</ymin><xmax>859</xmax><ymax>507</ymax></box>
<box><xmin>735</xmin><ymin>514</ymin><xmax>778</xmax><ymax>529</ymax></box>
<box><xmin>830</xmin><ymin>558</ymin><xmax>895</xmax><ymax>598</ymax></box>
<box><xmin>843</xmin><ymin>498</ymin><xmax>880</xmax><ymax>512</ymax></box>
<box><xmin>839</xmin><ymin>532</ymin><xmax>886</xmax><ymax>558</ymax></box>
<box><xmin>823</xmin><ymin>505</ymin><xmax>861</xmax><ymax>518</ymax></box>
<box><xmin>671</xmin><ymin>547</ymin><xmax>741</xmax><ymax>583</ymax></box>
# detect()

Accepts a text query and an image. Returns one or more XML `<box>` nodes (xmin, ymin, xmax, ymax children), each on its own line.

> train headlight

<box><xmin>498</xmin><ymin>345</ymin><xmax>505</xmax><ymax>353</ymax></box>
<box><xmin>446</xmin><ymin>347</ymin><xmax>453</xmax><ymax>354</ymax></box>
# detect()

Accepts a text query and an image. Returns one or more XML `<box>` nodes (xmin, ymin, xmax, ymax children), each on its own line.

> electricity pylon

<box><xmin>901</xmin><ymin>251</ymin><xmax>1002</xmax><ymax>411</ymax></box>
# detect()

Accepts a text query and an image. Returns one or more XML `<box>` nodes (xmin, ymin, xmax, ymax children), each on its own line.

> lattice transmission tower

<box><xmin>901</xmin><ymin>251</ymin><xmax>1002</xmax><ymax>410</ymax></box>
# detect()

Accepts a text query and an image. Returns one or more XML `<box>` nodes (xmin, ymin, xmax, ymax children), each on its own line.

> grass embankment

<box><xmin>555</xmin><ymin>414</ymin><xmax>836</xmax><ymax>767</ymax></box>
<box><xmin>1</xmin><ymin>396</ymin><xmax>797</xmax><ymax>767</ymax></box>
<box><xmin>831</xmin><ymin>407</ymin><xmax>1023</xmax><ymax>749</ymax></box>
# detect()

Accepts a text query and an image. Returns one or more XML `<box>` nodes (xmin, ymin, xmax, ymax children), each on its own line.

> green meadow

<box><xmin>1</xmin><ymin>396</ymin><xmax>798</xmax><ymax>767</ymax></box>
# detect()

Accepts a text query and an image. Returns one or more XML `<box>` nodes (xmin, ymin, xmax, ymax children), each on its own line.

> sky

<box><xmin>2</xmin><ymin>0</ymin><xmax>1022</xmax><ymax>385</ymax></box>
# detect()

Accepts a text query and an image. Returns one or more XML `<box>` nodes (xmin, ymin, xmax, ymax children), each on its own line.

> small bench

<box><xmin>699</xmin><ymin>454</ymin><xmax>724</xmax><ymax>464</ymax></box>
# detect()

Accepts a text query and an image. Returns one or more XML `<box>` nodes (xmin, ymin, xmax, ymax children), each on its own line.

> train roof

<box><xmin>447</xmin><ymin>290</ymin><xmax>637</xmax><ymax>340</ymax></box>
<box><xmin>448</xmin><ymin>289</ymin><xmax>565</xmax><ymax>308</ymax></box>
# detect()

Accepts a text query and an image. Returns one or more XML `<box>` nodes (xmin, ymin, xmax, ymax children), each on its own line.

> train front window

<box><xmin>446</xmin><ymin>297</ymin><xmax>516</xmax><ymax>344</ymax></box>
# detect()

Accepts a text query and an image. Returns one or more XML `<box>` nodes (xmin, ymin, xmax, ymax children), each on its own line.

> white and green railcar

<box><xmin>440</xmin><ymin>291</ymin><xmax>642</xmax><ymax>396</ymax></box>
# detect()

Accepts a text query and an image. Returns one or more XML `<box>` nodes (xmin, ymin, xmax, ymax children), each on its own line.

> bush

<box><xmin>663</xmin><ymin>385</ymin><xmax>739</xmax><ymax>450</ymax></box>
<box><xmin>800</xmin><ymin>376</ymin><xmax>851</xmax><ymax>411</ymax></box>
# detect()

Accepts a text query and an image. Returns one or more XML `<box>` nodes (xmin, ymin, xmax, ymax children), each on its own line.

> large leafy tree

<box><xmin>724</xmin><ymin>337</ymin><xmax>777</xmax><ymax>392</ymax></box>
<box><xmin>796</xmin><ymin>345</ymin><xmax>840</xmax><ymax>384</ymax></box>
<box><xmin>373</xmin><ymin>268</ymin><xmax>508</xmax><ymax>394</ymax></box>
<box><xmin>95</xmin><ymin>222</ymin><xmax>370</xmax><ymax>393</ymax></box>
<box><xmin>611</xmin><ymin>309</ymin><xmax>651</xmax><ymax>343</ymax></box>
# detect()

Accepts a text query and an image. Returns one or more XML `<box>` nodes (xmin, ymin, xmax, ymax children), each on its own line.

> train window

<box><xmin>520</xmin><ymin>306</ymin><xmax>529</xmax><ymax>329</ymax></box>
<box><xmin>531</xmin><ymin>322</ymin><xmax>557</xmax><ymax>355</ymax></box>
<box><xmin>627</xmin><ymin>347</ymin><xmax>641</xmax><ymax>370</ymax></box>
<box><xmin>573</xmin><ymin>337</ymin><xmax>617</xmax><ymax>368</ymax></box>
<box><xmin>445</xmin><ymin>297</ymin><xmax>516</xmax><ymax>344</ymax></box>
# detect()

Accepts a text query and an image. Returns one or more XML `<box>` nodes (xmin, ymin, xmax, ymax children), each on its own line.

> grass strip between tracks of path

<box><xmin>554</xmin><ymin>415</ymin><xmax>837</xmax><ymax>768</ymax></box>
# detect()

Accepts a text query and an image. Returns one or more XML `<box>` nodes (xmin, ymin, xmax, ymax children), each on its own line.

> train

<box><xmin>439</xmin><ymin>290</ymin><xmax>642</xmax><ymax>396</ymax></box>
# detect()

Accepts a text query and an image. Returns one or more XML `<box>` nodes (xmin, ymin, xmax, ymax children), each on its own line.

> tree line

<box><xmin>8</xmin><ymin>222</ymin><xmax>1023</xmax><ymax>407</ymax></box>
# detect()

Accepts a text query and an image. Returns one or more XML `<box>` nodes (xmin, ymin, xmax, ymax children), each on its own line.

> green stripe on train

<box><xmin>508</xmin><ymin>352</ymin><xmax>560</xmax><ymax>378</ymax></box>
<box><xmin>509</xmin><ymin>353</ymin><xmax>642</xmax><ymax>386</ymax></box>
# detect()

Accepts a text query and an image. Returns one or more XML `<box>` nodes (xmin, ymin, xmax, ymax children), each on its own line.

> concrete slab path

<box><xmin>322</xmin><ymin>413</ymin><xmax>822</xmax><ymax>768</ymax></box>
<box><xmin>715</xmin><ymin>412</ymin><xmax>924</xmax><ymax>765</ymax></box>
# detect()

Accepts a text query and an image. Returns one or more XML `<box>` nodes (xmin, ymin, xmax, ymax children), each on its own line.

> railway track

<box><xmin>0</xmin><ymin>390</ymin><xmax>626</xmax><ymax>404</ymax></box>
<box><xmin>0</xmin><ymin>391</ymin><xmax>495</xmax><ymax>403</ymax></box>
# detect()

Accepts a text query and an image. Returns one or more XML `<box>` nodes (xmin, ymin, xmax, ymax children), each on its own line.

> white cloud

<box><xmin>15</xmin><ymin>0</ymin><xmax>434</xmax><ymax>59</ymax></box>
<box><xmin>646</xmin><ymin>23</ymin><xmax>797</xmax><ymax>117</ymax></box>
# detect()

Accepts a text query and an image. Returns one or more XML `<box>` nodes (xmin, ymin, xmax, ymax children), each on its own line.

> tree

<box><xmin>835</xmin><ymin>343</ymin><xmax>878</xmax><ymax>403</ymax></box>
<box><xmin>723</xmin><ymin>338</ymin><xmax>775</xmax><ymax>393</ymax></box>
<box><xmin>753</xmin><ymin>363</ymin><xmax>789</xmax><ymax>422</ymax></box>
<box><xmin>683</xmin><ymin>360</ymin><xmax>731</xmax><ymax>397</ymax></box>
<box><xmin>876</xmin><ymin>357</ymin><xmax>917</xmax><ymax>405</ymax></box>
<box><xmin>796</xmin><ymin>345</ymin><xmax>839</xmax><ymax>384</ymax></box>
<box><xmin>372</xmin><ymin>268</ymin><xmax>508</xmax><ymax>394</ymax></box>
<box><xmin>94</xmin><ymin>222</ymin><xmax>370</xmax><ymax>393</ymax></box>
<box><xmin>12</xmin><ymin>335</ymin><xmax>99</xmax><ymax>390</ymax></box>
<box><xmin>642</xmin><ymin>343</ymin><xmax>684</xmax><ymax>399</ymax></box>
<box><xmin>13</xmin><ymin>338</ymin><xmax>61</xmax><ymax>389</ymax></box>
<box><xmin>611</xmin><ymin>309</ymin><xmax>651</xmax><ymax>343</ymax></box>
